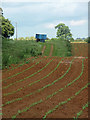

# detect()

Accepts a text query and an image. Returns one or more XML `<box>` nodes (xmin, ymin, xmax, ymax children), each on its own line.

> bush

<box><xmin>87</xmin><ymin>37</ymin><xmax>90</xmax><ymax>43</ymax></box>
<box><xmin>17</xmin><ymin>51</ymin><xmax>25</xmax><ymax>59</ymax></box>
<box><xmin>2</xmin><ymin>38</ymin><xmax>42</xmax><ymax>69</ymax></box>
<box><xmin>30</xmin><ymin>48</ymin><xmax>42</xmax><ymax>56</ymax></box>
<box><xmin>2</xmin><ymin>53</ymin><xmax>9</xmax><ymax>67</ymax></box>
<box><xmin>65</xmin><ymin>40</ymin><xmax>72</xmax><ymax>52</ymax></box>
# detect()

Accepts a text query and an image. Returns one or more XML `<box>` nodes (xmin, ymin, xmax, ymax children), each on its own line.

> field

<box><xmin>1</xmin><ymin>42</ymin><xmax>89</xmax><ymax>119</ymax></box>
<box><xmin>2</xmin><ymin>39</ymin><xmax>72</xmax><ymax>69</ymax></box>
<box><xmin>71</xmin><ymin>43</ymin><xmax>88</xmax><ymax>57</ymax></box>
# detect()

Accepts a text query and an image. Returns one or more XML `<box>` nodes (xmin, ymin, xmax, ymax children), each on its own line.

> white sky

<box><xmin>2</xmin><ymin>0</ymin><xmax>90</xmax><ymax>2</ymax></box>
<box><xmin>1</xmin><ymin>0</ymin><xmax>89</xmax><ymax>39</ymax></box>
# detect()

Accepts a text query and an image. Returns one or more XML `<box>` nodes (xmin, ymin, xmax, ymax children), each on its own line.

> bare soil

<box><xmin>2</xmin><ymin>56</ymin><xmax>88</xmax><ymax>119</ymax></box>
<box><xmin>49</xmin><ymin>44</ymin><xmax>53</xmax><ymax>56</ymax></box>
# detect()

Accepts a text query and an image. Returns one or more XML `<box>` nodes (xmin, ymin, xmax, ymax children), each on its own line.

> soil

<box><xmin>71</xmin><ymin>43</ymin><xmax>88</xmax><ymax>57</ymax></box>
<box><xmin>42</xmin><ymin>45</ymin><xmax>46</xmax><ymax>55</ymax></box>
<box><xmin>49</xmin><ymin>44</ymin><xmax>53</xmax><ymax>56</ymax></box>
<box><xmin>2</xmin><ymin>56</ymin><xmax>88</xmax><ymax>119</ymax></box>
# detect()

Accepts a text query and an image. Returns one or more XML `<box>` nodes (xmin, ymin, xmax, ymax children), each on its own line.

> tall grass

<box><xmin>44</xmin><ymin>38</ymin><xmax>72</xmax><ymax>57</ymax></box>
<box><xmin>2</xmin><ymin>37</ymin><xmax>72</xmax><ymax>69</ymax></box>
<box><xmin>2</xmin><ymin>38</ymin><xmax>42</xmax><ymax>69</ymax></box>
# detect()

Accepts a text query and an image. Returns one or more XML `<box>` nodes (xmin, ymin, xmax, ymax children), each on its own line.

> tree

<box><xmin>18</xmin><ymin>37</ymin><xmax>25</xmax><ymax>40</ymax></box>
<box><xmin>29</xmin><ymin>36</ymin><xmax>36</xmax><ymax>40</ymax></box>
<box><xmin>0</xmin><ymin>8</ymin><xmax>3</xmax><ymax>16</ymax></box>
<box><xmin>1</xmin><ymin>16</ymin><xmax>14</xmax><ymax>38</ymax></box>
<box><xmin>55</xmin><ymin>23</ymin><xmax>72</xmax><ymax>40</ymax></box>
<box><xmin>87</xmin><ymin>37</ymin><xmax>90</xmax><ymax>43</ymax></box>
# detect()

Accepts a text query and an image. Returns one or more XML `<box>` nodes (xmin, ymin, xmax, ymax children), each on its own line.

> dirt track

<box><xmin>42</xmin><ymin>45</ymin><xmax>46</xmax><ymax>55</ymax></box>
<box><xmin>2</xmin><ymin>56</ymin><xmax>88</xmax><ymax>119</ymax></box>
<box><xmin>49</xmin><ymin>44</ymin><xmax>53</xmax><ymax>56</ymax></box>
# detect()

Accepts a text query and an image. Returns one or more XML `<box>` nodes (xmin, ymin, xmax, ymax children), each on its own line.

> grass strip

<box><xmin>2</xmin><ymin>58</ymin><xmax>54</xmax><ymax>89</ymax></box>
<box><xmin>2</xmin><ymin>58</ymin><xmax>74</xmax><ymax>106</ymax></box>
<box><xmin>3</xmin><ymin>58</ymin><xmax>64</xmax><ymax>96</ymax></box>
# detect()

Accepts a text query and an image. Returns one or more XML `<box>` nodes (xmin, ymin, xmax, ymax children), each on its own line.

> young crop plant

<box><xmin>43</xmin><ymin>83</ymin><xmax>89</xmax><ymax>119</ymax></box>
<box><xmin>2</xmin><ymin>58</ymin><xmax>54</xmax><ymax>89</ymax></box>
<box><xmin>2</xmin><ymin>57</ymin><xmax>88</xmax><ymax>119</ymax></box>
<box><xmin>2</xmin><ymin>58</ymin><xmax>43</xmax><ymax>81</ymax></box>
<box><xmin>10</xmin><ymin>83</ymin><xmax>89</xmax><ymax>119</ymax></box>
<box><xmin>2</xmin><ymin>58</ymin><xmax>75</xmax><ymax>106</ymax></box>
<box><xmin>3</xmin><ymin>58</ymin><xmax>64</xmax><ymax>96</ymax></box>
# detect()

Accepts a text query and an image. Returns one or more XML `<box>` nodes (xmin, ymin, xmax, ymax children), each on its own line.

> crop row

<box><xmin>3</xmin><ymin>57</ymin><xmax>34</xmax><ymax>73</ymax></box>
<box><xmin>2</xmin><ymin>57</ymin><xmax>88</xmax><ymax>119</ymax></box>
<box><xmin>2</xmin><ymin>58</ymin><xmax>43</xmax><ymax>81</ymax></box>
<box><xmin>11</xmin><ymin>83</ymin><xmax>89</xmax><ymax>119</ymax></box>
<box><xmin>2</xmin><ymin>56</ymin><xmax>49</xmax><ymax>81</ymax></box>
<box><xmin>3</xmin><ymin>58</ymin><xmax>64</xmax><ymax>96</ymax></box>
<box><xmin>2</xmin><ymin>58</ymin><xmax>75</xmax><ymax>106</ymax></box>
<box><xmin>2</xmin><ymin>58</ymin><xmax>54</xmax><ymax>89</ymax></box>
<box><xmin>43</xmin><ymin>83</ymin><xmax>89</xmax><ymax>119</ymax></box>
<box><xmin>2</xmin><ymin>57</ymin><xmax>82</xmax><ymax>108</ymax></box>
<box><xmin>73</xmin><ymin>102</ymin><xmax>89</xmax><ymax>120</ymax></box>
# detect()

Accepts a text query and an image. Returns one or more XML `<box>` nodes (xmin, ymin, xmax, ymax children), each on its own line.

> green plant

<box><xmin>2</xmin><ymin>58</ymin><xmax>53</xmax><ymax>89</ymax></box>
<box><xmin>2</xmin><ymin>39</ymin><xmax>43</xmax><ymax>69</ymax></box>
<box><xmin>3</xmin><ymin>58</ymin><xmax>64</xmax><ymax>96</ymax></box>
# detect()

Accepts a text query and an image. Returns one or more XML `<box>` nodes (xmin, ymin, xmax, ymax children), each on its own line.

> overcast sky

<box><xmin>1</xmin><ymin>0</ymin><xmax>89</xmax><ymax>39</ymax></box>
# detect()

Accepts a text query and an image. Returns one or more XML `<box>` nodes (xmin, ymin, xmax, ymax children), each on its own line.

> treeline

<box><xmin>14</xmin><ymin>36</ymin><xmax>36</xmax><ymax>40</ymax></box>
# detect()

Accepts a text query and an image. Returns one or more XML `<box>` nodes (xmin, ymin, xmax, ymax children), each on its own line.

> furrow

<box><xmin>2</xmin><ymin>58</ymin><xmax>74</xmax><ymax>106</ymax></box>
<box><xmin>2</xmin><ymin>58</ymin><xmax>43</xmax><ymax>81</ymax></box>
<box><xmin>11</xmin><ymin>83</ymin><xmax>89</xmax><ymax>119</ymax></box>
<box><xmin>3</xmin><ymin>58</ymin><xmax>64</xmax><ymax>96</ymax></box>
<box><xmin>2</xmin><ymin>58</ymin><xmax>54</xmax><ymax>89</ymax></box>
<box><xmin>73</xmin><ymin>102</ymin><xmax>89</xmax><ymax>120</ymax></box>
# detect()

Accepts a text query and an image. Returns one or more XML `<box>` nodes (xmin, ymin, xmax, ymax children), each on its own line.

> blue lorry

<box><xmin>35</xmin><ymin>34</ymin><xmax>47</xmax><ymax>42</ymax></box>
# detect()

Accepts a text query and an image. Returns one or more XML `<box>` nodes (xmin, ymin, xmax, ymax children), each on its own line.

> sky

<box><xmin>1</xmin><ymin>0</ymin><xmax>89</xmax><ymax>39</ymax></box>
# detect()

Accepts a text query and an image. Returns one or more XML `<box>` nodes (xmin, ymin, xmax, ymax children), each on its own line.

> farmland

<box><xmin>1</xmin><ymin>41</ymin><xmax>89</xmax><ymax>119</ymax></box>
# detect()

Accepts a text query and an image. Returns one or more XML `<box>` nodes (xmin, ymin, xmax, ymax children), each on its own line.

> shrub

<box><xmin>2</xmin><ymin>53</ymin><xmax>10</xmax><ymax>68</ymax></box>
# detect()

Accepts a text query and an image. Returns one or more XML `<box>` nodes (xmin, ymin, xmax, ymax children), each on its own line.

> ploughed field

<box><xmin>71</xmin><ymin>43</ymin><xmax>88</xmax><ymax>57</ymax></box>
<box><xmin>2</xmin><ymin>55</ymin><xmax>88</xmax><ymax>119</ymax></box>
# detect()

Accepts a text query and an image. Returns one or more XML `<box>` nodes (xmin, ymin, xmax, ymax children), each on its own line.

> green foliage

<box><xmin>17</xmin><ymin>36</ymin><xmax>36</xmax><ymax>40</ymax></box>
<box><xmin>1</xmin><ymin>16</ymin><xmax>14</xmax><ymax>38</ymax></box>
<box><xmin>2</xmin><ymin>36</ymin><xmax>72</xmax><ymax>69</ymax></box>
<box><xmin>65</xmin><ymin>40</ymin><xmax>72</xmax><ymax>56</ymax></box>
<box><xmin>46</xmin><ymin>38</ymin><xmax>72</xmax><ymax>57</ymax></box>
<box><xmin>55</xmin><ymin>23</ymin><xmax>72</xmax><ymax>40</ymax></box>
<box><xmin>75</xmin><ymin>38</ymin><xmax>83</xmax><ymax>41</ymax></box>
<box><xmin>28</xmin><ymin>36</ymin><xmax>36</xmax><ymax>40</ymax></box>
<box><xmin>46</xmin><ymin>37</ymin><xmax>50</xmax><ymax>40</ymax></box>
<box><xmin>2</xmin><ymin>53</ymin><xmax>9</xmax><ymax>69</ymax></box>
<box><xmin>2</xmin><ymin>38</ymin><xmax>42</xmax><ymax>69</ymax></box>
<box><xmin>73</xmin><ymin>37</ymin><xmax>88</xmax><ymax>43</ymax></box>
<box><xmin>17</xmin><ymin>37</ymin><xmax>25</xmax><ymax>40</ymax></box>
<box><xmin>87</xmin><ymin>37</ymin><xmax>90</xmax><ymax>43</ymax></box>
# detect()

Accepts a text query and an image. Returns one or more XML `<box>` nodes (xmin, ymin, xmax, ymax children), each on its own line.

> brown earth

<box><xmin>2</xmin><ymin>56</ymin><xmax>45</xmax><ymax>80</ymax></box>
<box><xmin>49</xmin><ymin>44</ymin><xmax>53</xmax><ymax>56</ymax></box>
<box><xmin>2</xmin><ymin>56</ymin><xmax>88</xmax><ymax>119</ymax></box>
<box><xmin>2</xmin><ymin>57</ymin><xmax>54</xmax><ymax>87</ymax></box>
<box><xmin>42</xmin><ymin>45</ymin><xmax>46</xmax><ymax>55</ymax></box>
<box><xmin>71</xmin><ymin>43</ymin><xmax>88</xmax><ymax>57</ymax></box>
